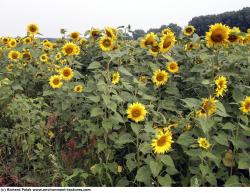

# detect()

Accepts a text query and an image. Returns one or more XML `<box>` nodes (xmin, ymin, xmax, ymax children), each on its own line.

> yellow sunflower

<box><xmin>198</xmin><ymin>137</ymin><xmax>211</xmax><ymax>150</ymax></box>
<box><xmin>27</xmin><ymin>24</ymin><xmax>39</xmax><ymax>35</ymax></box>
<box><xmin>105</xmin><ymin>27</ymin><xmax>117</xmax><ymax>40</ymax></box>
<box><xmin>112</xmin><ymin>72</ymin><xmax>120</xmax><ymax>85</ymax></box>
<box><xmin>152</xmin><ymin>69</ymin><xmax>169</xmax><ymax>87</ymax></box>
<box><xmin>99</xmin><ymin>36</ymin><xmax>114</xmax><ymax>52</ymax></box>
<box><xmin>59</xmin><ymin>66</ymin><xmax>74</xmax><ymax>81</ymax></box>
<box><xmin>215</xmin><ymin>76</ymin><xmax>227</xmax><ymax>97</ymax></box>
<box><xmin>62</xmin><ymin>42</ymin><xmax>79</xmax><ymax>56</ymax></box>
<box><xmin>184</xmin><ymin>42</ymin><xmax>197</xmax><ymax>51</ymax></box>
<box><xmin>22</xmin><ymin>50</ymin><xmax>32</xmax><ymax>61</ymax></box>
<box><xmin>79</xmin><ymin>38</ymin><xmax>87</xmax><ymax>45</ymax></box>
<box><xmin>55</xmin><ymin>52</ymin><xmax>62</xmax><ymax>60</ymax></box>
<box><xmin>89</xmin><ymin>28</ymin><xmax>101</xmax><ymax>39</ymax></box>
<box><xmin>127</xmin><ymin>102</ymin><xmax>147</xmax><ymax>122</ymax></box>
<box><xmin>161</xmin><ymin>28</ymin><xmax>174</xmax><ymax>36</ymax></box>
<box><xmin>140</xmin><ymin>32</ymin><xmax>157</xmax><ymax>48</ymax></box>
<box><xmin>196</xmin><ymin>96</ymin><xmax>217</xmax><ymax>118</ymax></box>
<box><xmin>74</xmin><ymin>85</ymin><xmax>84</xmax><ymax>93</ymax></box>
<box><xmin>8</xmin><ymin>50</ymin><xmax>21</xmax><ymax>61</ymax></box>
<box><xmin>228</xmin><ymin>27</ymin><xmax>241</xmax><ymax>43</ymax></box>
<box><xmin>70</xmin><ymin>32</ymin><xmax>80</xmax><ymax>41</ymax></box>
<box><xmin>151</xmin><ymin>128</ymin><xmax>174</xmax><ymax>154</ymax></box>
<box><xmin>49</xmin><ymin>75</ymin><xmax>63</xmax><ymax>89</ymax></box>
<box><xmin>6</xmin><ymin>64</ymin><xmax>14</xmax><ymax>72</ymax></box>
<box><xmin>43</xmin><ymin>41</ymin><xmax>54</xmax><ymax>50</ymax></box>
<box><xmin>7</xmin><ymin>38</ymin><xmax>17</xmax><ymax>48</ymax></box>
<box><xmin>167</xmin><ymin>61</ymin><xmax>179</xmax><ymax>73</ymax></box>
<box><xmin>205</xmin><ymin>23</ymin><xmax>230</xmax><ymax>47</ymax></box>
<box><xmin>23</xmin><ymin>36</ymin><xmax>33</xmax><ymax>44</ymax></box>
<box><xmin>138</xmin><ymin>75</ymin><xmax>148</xmax><ymax>84</ymax></box>
<box><xmin>240</xmin><ymin>96</ymin><xmax>250</xmax><ymax>114</ymax></box>
<box><xmin>40</xmin><ymin>54</ymin><xmax>48</xmax><ymax>62</ymax></box>
<box><xmin>183</xmin><ymin>25</ymin><xmax>195</xmax><ymax>36</ymax></box>
<box><xmin>159</xmin><ymin>33</ymin><xmax>176</xmax><ymax>53</ymax></box>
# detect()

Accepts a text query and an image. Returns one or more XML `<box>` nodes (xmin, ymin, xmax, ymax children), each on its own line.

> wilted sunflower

<box><xmin>140</xmin><ymin>32</ymin><xmax>157</xmax><ymax>48</ymax></box>
<box><xmin>74</xmin><ymin>84</ymin><xmax>84</xmax><ymax>93</ymax></box>
<box><xmin>112</xmin><ymin>72</ymin><xmax>120</xmax><ymax>85</ymax></box>
<box><xmin>215</xmin><ymin>76</ymin><xmax>227</xmax><ymax>97</ymax></box>
<box><xmin>198</xmin><ymin>137</ymin><xmax>211</xmax><ymax>150</ymax></box>
<box><xmin>228</xmin><ymin>27</ymin><xmax>241</xmax><ymax>43</ymax></box>
<box><xmin>167</xmin><ymin>61</ymin><xmax>179</xmax><ymax>73</ymax></box>
<box><xmin>59</xmin><ymin>66</ymin><xmax>74</xmax><ymax>81</ymax></box>
<box><xmin>8</xmin><ymin>50</ymin><xmax>21</xmax><ymax>61</ymax></box>
<box><xmin>99</xmin><ymin>36</ymin><xmax>114</xmax><ymax>52</ymax></box>
<box><xmin>151</xmin><ymin>128</ymin><xmax>174</xmax><ymax>154</ymax></box>
<box><xmin>159</xmin><ymin>33</ymin><xmax>176</xmax><ymax>53</ymax></box>
<box><xmin>196</xmin><ymin>96</ymin><xmax>217</xmax><ymax>118</ymax></box>
<box><xmin>183</xmin><ymin>25</ymin><xmax>195</xmax><ymax>36</ymax></box>
<box><xmin>62</xmin><ymin>42</ymin><xmax>79</xmax><ymax>56</ymax></box>
<box><xmin>89</xmin><ymin>28</ymin><xmax>101</xmax><ymax>39</ymax></box>
<box><xmin>40</xmin><ymin>54</ymin><xmax>48</xmax><ymax>62</ymax></box>
<box><xmin>205</xmin><ymin>23</ymin><xmax>230</xmax><ymax>47</ymax></box>
<box><xmin>8</xmin><ymin>38</ymin><xmax>17</xmax><ymax>48</ymax></box>
<box><xmin>105</xmin><ymin>27</ymin><xmax>117</xmax><ymax>40</ymax></box>
<box><xmin>49</xmin><ymin>75</ymin><xmax>63</xmax><ymax>89</ymax></box>
<box><xmin>240</xmin><ymin>96</ymin><xmax>250</xmax><ymax>114</ymax></box>
<box><xmin>27</xmin><ymin>24</ymin><xmax>39</xmax><ymax>35</ymax></box>
<box><xmin>152</xmin><ymin>69</ymin><xmax>169</xmax><ymax>87</ymax></box>
<box><xmin>127</xmin><ymin>102</ymin><xmax>147</xmax><ymax>122</ymax></box>
<box><xmin>70</xmin><ymin>32</ymin><xmax>80</xmax><ymax>41</ymax></box>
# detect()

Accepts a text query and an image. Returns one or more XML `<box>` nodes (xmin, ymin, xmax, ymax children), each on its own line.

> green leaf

<box><xmin>161</xmin><ymin>155</ymin><xmax>175</xmax><ymax>168</ymax></box>
<box><xmin>87</xmin><ymin>61</ymin><xmax>101</xmax><ymax>69</ymax></box>
<box><xmin>102</xmin><ymin>119</ymin><xmax>112</xmax><ymax>132</ymax></box>
<box><xmin>131</xmin><ymin>123</ymin><xmax>141</xmax><ymax>135</ymax></box>
<box><xmin>216</xmin><ymin>102</ymin><xmax>230</xmax><ymax>117</ymax></box>
<box><xmin>181</xmin><ymin>98</ymin><xmax>200</xmax><ymax>109</ymax></box>
<box><xmin>87</xmin><ymin>96</ymin><xmax>100</xmax><ymax>103</ymax></box>
<box><xmin>158</xmin><ymin>174</ymin><xmax>172</xmax><ymax>186</ymax></box>
<box><xmin>125</xmin><ymin>154</ymin><xmax>136</xmax><ymax>172</ymax></box>
<box><xmin>232</xmin><ymin>88</ymin><xmax>244</xmax><ymax>102</ymax></box>
<box><xmin>135</xmin><ymin>165</ymin><xmax>151</xmax><ymax>184</ymax></box>
<box><xmin>118</xmin><ymin>66</ymin><xmax>133</xmax><ymax>76</ymax></box>
<box><xmin>177</xmin><ymin>132</ymin><xmax>195</xmax><ymax>146</ymax></box>
<box><xmin>197</xmin><ymin>118</ymin><xmax>215</xmax><ymax>134</ymax></box>
<box><xmin>149</xmin><ymin>160</ymin><xmax>163</xmax><ymax>177</ymax></box>
<box><xmin>90</xmin><ymin>107</ymin><xmax>103</xmax><ymax>117</ymax></box>
<box><xmin>213</xmin><ymin>133</ymin><xmax>228</xmax><ymax>146</ymax></box>
<box><xmin>224</xmin><ymin>175</ymin><xmax>241</xmax><ymax>187</ymax></box>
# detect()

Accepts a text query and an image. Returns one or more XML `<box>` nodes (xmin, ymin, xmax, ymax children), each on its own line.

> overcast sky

<box><xmin>0</xmin><ymin>0</ymin><xmax>249</xmax><ymax>37</ymax></box>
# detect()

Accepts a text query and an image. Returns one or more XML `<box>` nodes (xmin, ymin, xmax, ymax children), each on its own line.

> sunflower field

<box><xmin>0</xmin><ymin>23</ymin><xmax>250</xmax><ymax>187</ymax></box>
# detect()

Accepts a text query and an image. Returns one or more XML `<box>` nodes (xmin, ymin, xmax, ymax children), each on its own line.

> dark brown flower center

<box><xmin>157</xmin><ymin>136</ymin><xmax>167</xmax><ymax>147</ymax></box>
<box><xmin>132</xmin><ymin>108</ymin><xmax>141</xmax><ymax>118</ymax></box>
<box><xmin>156</xmin><ymin>73</ymin><xmax>164</xmax><ymax>81</ymax></box>
<box><xmin>53</xmin><ymin>78</ymin><xmax>60</xmax><ymax>85</ymax></box>
<box><xmin>211</xmin><ymin>33</ymin><xmax>223</xmax><ymax>43</ymax></box>
<box><xmin>103</xmin><ymin>39</ymin><xmax>111</xmax><ymax>47</ymax></box>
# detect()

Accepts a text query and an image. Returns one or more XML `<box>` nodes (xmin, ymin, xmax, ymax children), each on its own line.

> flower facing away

<box><xmin>205</xmin><ymin>23</ymin><xmax>230</xmax><ymax>47</ymax></box>
<box><xmin>112</xmin><ymin>72</ymin><xmax>120</xmax><ymax>85</ymax></box>
<box><xmin>27</xmin><ymin>24</ymin><xmax>39</xmax><ymax>35</ymax></box>
<box><xmin>240</xmin><ymin>96</ymin><xmax>250</xmax><ymax>114</ymax></box>
<box><xmin>59</xmin><ymin>66</ymin><xmax>74</xmax><ymax>81</ymax></box>
<box><xmin>198</xmin><ymin>137</ymin><xmax>211</xmax><ymax>150</ymax></box>
<box><xmin>127</xmin><ymin>102</ymin><xmax>147</xmax><ymax>122</ymax></box>
<box><xmin>183</xmin><ymin>25</ymin><xmax>195</xmax><ymax>36</ymax></box>
<box><xmin>99</xmin><ymin>36</ymin><xmax>114</xmax><ymax>52</ymax></box>
<box><xmin>151</xmin><ymin>128</ymin><xmax>174</xmax><ymax>154</ymax></box>
<box><xmin>215</xmin><ymin>76</ymin><xmax>227</xmax><ymax>97</ymax></box>
<box><xmin>196</xmin><ymin>96</ymin><xmax>217</xmax><ymax>118</ymax></box>
<box><xmin>167</xmin><ymin>61</ymin><xmax>179</xmax><ymax>73</ymax></box>
<box><xmin>152</xmin><ymin>69</ymin><xmax>169</xmax><ymax>87</ymax></box>
<box><xmin>74</xmin><ymin>85</ymin><xmax>84</xmax><ymax>93</ymax></box>
<box><xmin>49</xmin><ymin>75</ymin><xmax>63</xmax><ymax>89</ymax></box>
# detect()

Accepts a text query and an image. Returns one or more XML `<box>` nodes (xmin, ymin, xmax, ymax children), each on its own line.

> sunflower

<box><xmin>8</xmin><ymin>38</ymin><xmax>17</xmax><ymax>48</ymax></box>
<box><xmin>22</xmin><ymin>36</ymin><xmax>32</xmax><ymax>44</ymax></box>
<box><xmin>112</xmin><ymin>72</ymin><xmax>120</xmax><ymax>85</ymax></box>
<box><xmin>159</xmin><ymin>33</ymin><xmax>176</xmax><ymax>53</ymax></box>
<box><xmin>127</xmin><ymin>102</ymin><xmax>147</xmax><ymax>122</ymax></box>
<box><xmin>27</xmin><ymin>24</ymin><xmax>39</xmax><ymax>35</ymax></box>
<box><xmin>215</xmin><ymin>76</ymin><xmax>227</xmax><ymax>97</ymax></box>
<box><xmin>228</xmin><ymin>27</ymin><xmax>241</xmax><ymax>43</ymax></box>
<box><xmin>196</xmin><ymin>96</ymin><xmax>217</xmax><ymax>118</ymax></box>
<box><xmin>151</xmin><ymin>128</ymin><xmax>174</xmax><ymax>154</ymax></box>
<box><xmin>138</xmin><ymin>75</ymin><xmax>148</xmax><ymax>84</ymax></box>
<box><xmin>105</xmin><ymin>27</ymin><xmax>117</xmax><ymax>40</ymax></box>
<box><xmin>183</xmin><ymin>25</ymin><xmax>195</xmax><ymax>36</ymax></box>
<box><xmin>240</xmin><ymin>96</ymin><xmax>250</xmax><ymax>114</ymax></box>
<box><xmin>40</xmin><ymin>54</ymin><xmax>48</xmax><ymax>62</ymax></box>
<box><xmin>167</xmin><ymin>61</ymin><xmax>179</xmax><ymax>73</ymax></box>
<box><xmin>185</xmin><ymin>42</ymin><xmax>196</xmax><ymax>51</ymax></box>
<box><xmin>152</xmin><ymin>69</ymin><xmax>169</xmax><ymax>87</ymax></box>
<box><xmin>43</xmin><ymin>41</ymin><xmax>54</xmax><ymax>50</ymax></box>
<box><xmin>198</xmin><ymin>137</ymin><xmax>211</xmax><ymax>150</ymax></box>
<box><xmin>79</xmin><ymin>38</ymin><xmax>87</xmax><ymax>45</ymax></box>
<box><xmin>55</xmin><ymin>52</ymin><xmax>62</xmax><ymax>60</ymax></box>
<box><xmin>62</xmin><ymin>42</ymin><xmax>79</xmax><ymax>56</ymax></box>
<box><xmin>148</xmin><ymin>42</ymin><xmax>160</xmax><ymax>57</ymax></box>
<box><xmin>99</xmin><ymin>36</ymin><xmax>114</xmax><ymax>52</ymax></box>
<box><xmin>59</xmin><ymin>66</ymin><xmax>74</xmax><ymax>81</ymax></box>
<box><xmin>140</xmin><ymin>32</ymin><xmax>157</xmax><ymax>48</ymax></box>
<box><xmin>49</xmin><ymin>75</ymin><xmax>63</xmax><ymax>89</ymax></box>
<box><xmin>74</xmin><ymin>85</ymin><xmax>84</xmax><ymax>93</ymax></box>
<box><xmin>6</xmin><ymin>64</ymin><xmax>14</xmax><ymax>72</ymax></box>
<box><xmin>22</xmin><ymin>50</ymin><xmax>32</xmax><ymax>61</ymax></box>
<box><xmin>70</xmin><ymin>32</ymin><xmax>80</xmax><ymax>41</ymax></box>
<box><xmin>8</xmin><ymin>50</ymin><xmax>21</xmax><ymax>61</ymax></box>
<box><xmin>205</xmin><ymin>23</ymin><xmax>230</xmax><ymax>47</ymax></box>
<box><xmin>161</xmin><ymin>28</ymin><xmax>174</xmax><ymax>36</ymax></box>
<box><xmin>89</xmin><ymin>28</ymin><xmax>101</xmax><ymax>39</ymax></box>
